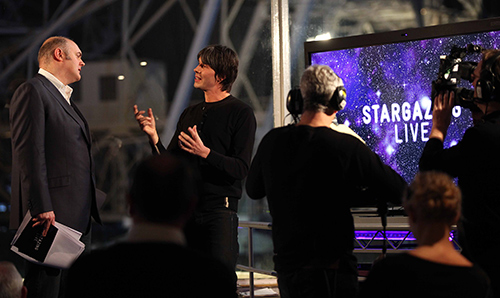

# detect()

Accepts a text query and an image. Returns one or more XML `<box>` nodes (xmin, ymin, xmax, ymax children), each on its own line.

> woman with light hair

<box><xmin>360</xmin><ymin>171</ymin><xmax>492</xmax><ymax>298</ymax></box>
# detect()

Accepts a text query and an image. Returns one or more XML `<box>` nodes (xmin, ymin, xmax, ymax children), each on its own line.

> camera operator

<box><xmin>420</xmin><ymin>49</ymin><xmax>500</xmax><ymax>297</ymax></box>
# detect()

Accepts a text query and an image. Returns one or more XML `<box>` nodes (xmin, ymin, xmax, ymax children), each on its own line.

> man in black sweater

<box><xmin>134</xmin><ymin>45</ymin><xmax>256</xmax><ymax>284</ymax></box>
<box><xmin>246</xmin><ymin>65</ymin><xmax>406</xmax><ymax>298</ymax></box>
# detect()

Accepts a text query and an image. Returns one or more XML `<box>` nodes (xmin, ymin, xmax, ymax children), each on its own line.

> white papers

<box><xmin>10</xmin><ymin>211</ymin><xmax>85</xmax><ymax>269</ymax></box>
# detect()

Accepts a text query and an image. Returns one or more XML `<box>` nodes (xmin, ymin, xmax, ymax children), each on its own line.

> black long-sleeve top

<box><xmin>419</xmin><ymin>110</ymin><xmax>500</xmax><ymax>230</ymax></box>
<box><xmin>246</xmin><ymin>125</ymin><xmax>406</xmax><ymax>270</ymax></box>
<box><xmin>359</xmin><ymin>253</ymin><xmax>492</xmax><ymax>298</ymax></box>
<box><xmin>153</xmin><ymin>95</ymin><xmax>256</xmax><ymax>209</ymax></box>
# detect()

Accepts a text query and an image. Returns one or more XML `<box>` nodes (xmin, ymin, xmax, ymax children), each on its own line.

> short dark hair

<box><xmin>480</xmin><ymin>49</ymin><xmax>500</xmax><ymax>98</ymax></box>
<box><xmin>481</xmin><ymin>49</ymin><xmax>500</xmax><ymax>75</ymax></box>
<box><xmin>197</xmin><ymin>45</ymin><xmax>239</xmax><ymax>92</ymax></box>
<box><xmin>38</xmin><ymin>36</ymin><xmax>71</xmax><ymax>66</ymax></box>
<box><xmin>129</xmin><ymin>154</ymin><xmax>200</xmax><ymax>223</ymax></box>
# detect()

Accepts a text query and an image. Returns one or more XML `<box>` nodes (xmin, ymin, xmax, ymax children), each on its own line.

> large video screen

<box><xmin>305</xmin><ymin>18</ymin><xmax>500</xmax><ymax>183</ymax></box>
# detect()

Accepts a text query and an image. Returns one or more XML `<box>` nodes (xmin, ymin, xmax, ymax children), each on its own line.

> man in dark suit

<box><xmin>9</xmin><ymin>36</ymin><xmax>102</xmax><ymax>298</ymax></box>
<box><xmin>67</xmin><ymin>154</ymin><xmax>237</xmax><ymax>298</ymax></box>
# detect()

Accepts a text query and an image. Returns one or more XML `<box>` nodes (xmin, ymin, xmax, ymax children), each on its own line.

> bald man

<box><xmin>9</xmin><ymin>36</ymin><xmax>102</xmax><ymax>298</ymax></box>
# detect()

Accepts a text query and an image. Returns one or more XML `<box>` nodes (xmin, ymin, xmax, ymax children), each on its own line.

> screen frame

<box><xmin>302</xmin><ymin>17</ymin><xmax>500</xmax><ymax>186</ymax></box>
<box><xmin>304</xmin><ymin>17</ymin><xmax>500</xmax><ymax>66</ymax></box>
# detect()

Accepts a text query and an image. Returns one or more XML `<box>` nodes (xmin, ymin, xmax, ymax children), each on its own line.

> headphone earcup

<box><xmin>476</xmin><ymin>79</ymin><xmax>493</xmax><ymax>102</ymax></box>
<box><xmin>478</xmin><ymin>52</ymin><xmax>500</xmax><ymax>102</ymax></box>
<box><xmin>330</xmin><ymin>86</ymin><xmax>347</xmax><ymax>110</ymax></box>
<box><xmin>287</xmin><ymin>88</ymin><xmax>303</xmax><ymax>116</ymax></box>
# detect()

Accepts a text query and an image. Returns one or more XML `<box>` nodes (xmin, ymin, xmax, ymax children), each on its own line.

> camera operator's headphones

<box><xmin>286</xmin><ymin>85</ymin><xmax>347</xmax><ymax>116</ymax></box>
<box><xmin>476</xmin><ymin>51</ymin><xmax>500</xmax><ymax>102</ymax></box>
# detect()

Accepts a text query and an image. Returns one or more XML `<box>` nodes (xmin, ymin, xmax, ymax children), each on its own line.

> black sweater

<box><xmin>154</xmin><ymin>95</ymin><xmax>256</xmax><ymax>210</ymax></box>
<box><xmin>360</xmin><ymin>253</ymin><xmax>492</xmax><ymax>298</ymax></box>
<box><xmin>246</xmin><ymin>125</ymin><xmax>406</xmax><ymax>270</ymax></box>
<box><xmin>419</xmin><ymin>111</ymin><xmax>500</xmax><ymax>229</ymax></box>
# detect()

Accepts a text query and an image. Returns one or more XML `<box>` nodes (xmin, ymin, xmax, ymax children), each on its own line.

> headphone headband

<box><xmin>286</xmin><ymin>85</ymin><xmax>347</xmax><ymax>117</ymax></box>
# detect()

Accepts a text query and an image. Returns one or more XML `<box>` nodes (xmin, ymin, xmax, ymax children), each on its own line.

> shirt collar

<box><xmin>38</xmin><ymin>68</ymin><xmax>73</xmax><ymax>105</ymax></box>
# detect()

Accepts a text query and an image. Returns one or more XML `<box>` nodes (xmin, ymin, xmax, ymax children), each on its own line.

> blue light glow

<box><xmin>355</xmin><ymin>230</ymin><xmax>457</xmax><ymax>242</ymax></box>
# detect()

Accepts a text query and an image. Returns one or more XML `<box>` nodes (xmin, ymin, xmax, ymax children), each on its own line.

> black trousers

<box><xmin>184</xmin><ymin>208</ymin><xmax>239</xmax><ymax>285</ymax></box>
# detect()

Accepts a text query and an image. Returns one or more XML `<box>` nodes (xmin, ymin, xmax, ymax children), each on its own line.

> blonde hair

<box><xmin>404</xmin><ymin>171</ymin><xmax>461</xmax><ymax>225</ymax></box>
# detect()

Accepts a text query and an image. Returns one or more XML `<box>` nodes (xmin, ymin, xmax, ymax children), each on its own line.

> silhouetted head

<box><xmin>128</xmin><ymin>154</ymin><xmax>201</xmax><ymax>226</ymax></box>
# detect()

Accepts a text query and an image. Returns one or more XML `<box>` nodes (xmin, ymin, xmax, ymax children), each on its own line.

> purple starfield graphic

<box><xmin>310</xmin><ymin>30</ymin><xmax>500</xmax><ymax>182</ymax></box>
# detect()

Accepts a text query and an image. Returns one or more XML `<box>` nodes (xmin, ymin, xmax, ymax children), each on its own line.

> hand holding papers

<box><xmin>11</xmin><ymin>212</ymin><xmax>85</xmax><ymax>269</ymax></box>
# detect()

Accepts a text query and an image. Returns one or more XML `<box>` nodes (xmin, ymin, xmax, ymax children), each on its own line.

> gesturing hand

<box><xmin>133</xmin><ymin>105</ymin><xmax>159</xmax><ymax>145</ymax></box>
<box><xmin>178</xmin><ymin>125</ymin><xmax>211</xmax><ymax>158</ymax></box>
<box><xmin>429</xmin><ymin>91</ymin><xmax>454</xmax><ymax>141</ymax></box>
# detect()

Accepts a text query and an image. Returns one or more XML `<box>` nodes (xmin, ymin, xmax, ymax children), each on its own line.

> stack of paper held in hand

<box><xmin>10</xmin><ymin>211</ymin><xmax>85</xmax><ymax>269</ymax></box>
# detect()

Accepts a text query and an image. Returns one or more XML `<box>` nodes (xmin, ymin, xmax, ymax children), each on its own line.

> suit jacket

<box><xmin>9</xmin><ymin>74</ymin><xmax>101</xmax><ymax>233</ymax></box>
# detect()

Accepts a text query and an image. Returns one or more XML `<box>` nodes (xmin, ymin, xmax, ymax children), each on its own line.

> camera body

<box><xmin>432</xmin><ymin>44</ymin><xmax>482</xmax><ymax>110</ymax></box>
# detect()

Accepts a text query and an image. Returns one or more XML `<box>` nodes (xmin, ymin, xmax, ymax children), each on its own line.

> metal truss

<box><xmin>354</xmin><ymin>230</ymin><xmax>418</xmax><ymax>251</ymax></box>
<box><xmin>0</xmin><ymin>0</ymin><xmax>487</xmax><ymax>217</ymax></box>
<box><xmin>353</xmin><ymin>218</ymin><xmax>462</xmax><ymax>252</ymax></box>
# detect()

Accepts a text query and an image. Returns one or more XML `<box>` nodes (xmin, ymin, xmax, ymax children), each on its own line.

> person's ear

<box><xmin>53</xmin><ymin>48</ymin><xmax>65</xmax><ymax>62</ymax></box>
<box><xmin>216</xmin><ymin>75</ymin><xmax>225</xmax><ymax>84</ymax></box>
<box><xmin>21</xmin><ymin>285</ymin><xmax>28</xmax><ymax>298</ymax></box>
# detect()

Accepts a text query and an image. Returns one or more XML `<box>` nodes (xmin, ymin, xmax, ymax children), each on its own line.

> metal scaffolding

<box><xmin>0</xmin><ymin>0</ymin><xmax>485</xmax><ymax>217</ymax></box>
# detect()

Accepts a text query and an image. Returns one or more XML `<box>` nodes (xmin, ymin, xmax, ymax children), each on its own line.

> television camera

<box><xmin>432</xmin><ymin>43</ymin><xmax>483</xmax><ymax>110</ymax></box>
